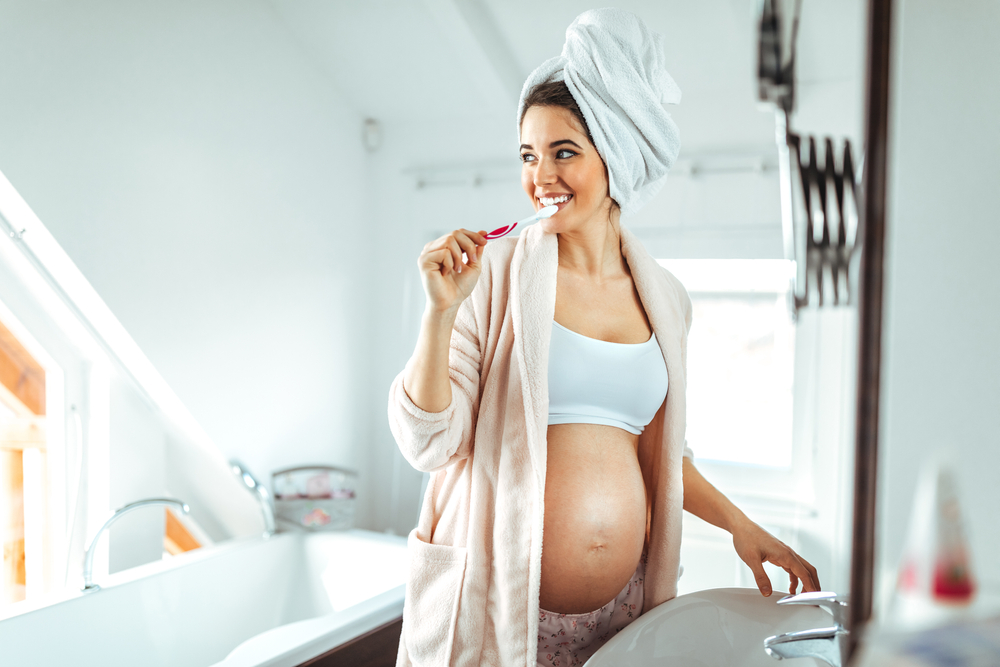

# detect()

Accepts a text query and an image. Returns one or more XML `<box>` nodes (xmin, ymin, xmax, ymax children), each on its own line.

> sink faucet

<box><xmin>764</xmin><ymin>592</ymin><xmax>850</xmax><ymax>667</ymax></box>
<box><xmin>82</xmin><ymin>497</ymin><xmax>189</xmax><ymax>592</ymax></box>
<box><xmin>229</xmin><ymin>459</ymin><xmax>275</xmax><ymax>538</ymax></box>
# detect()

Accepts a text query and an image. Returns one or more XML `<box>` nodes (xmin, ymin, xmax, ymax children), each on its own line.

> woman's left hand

<box><xmin>731</xmin><ymin>519</ymin><xmax>820</xmax><ymax>597</ymax></box>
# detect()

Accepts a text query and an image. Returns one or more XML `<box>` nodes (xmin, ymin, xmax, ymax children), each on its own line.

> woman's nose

<box><xmin>534</xmin><ymin>157</ymin><xmax>557</xmax><ymax>185</ymax></box>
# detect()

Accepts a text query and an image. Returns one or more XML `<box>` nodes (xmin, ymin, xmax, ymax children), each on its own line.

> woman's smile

<box><xmin>537</xmin><ymin>193</ymin><xmax>573</xmax><ymax>211</ymax></box>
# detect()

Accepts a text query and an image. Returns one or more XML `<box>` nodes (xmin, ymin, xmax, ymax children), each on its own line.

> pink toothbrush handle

<box><xmin>485</xmin><ymin>222</ymin><xmax>518</xmax><ymax>239</ymax></box>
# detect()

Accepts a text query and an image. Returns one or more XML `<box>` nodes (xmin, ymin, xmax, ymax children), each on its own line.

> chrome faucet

<box><xmin>82</xmin><ymin>497</ymin><xmax>189</xmax><ymax>592</ymax></box>
<box><xmin>764</xmin><ymin>592</ymin><xmax>850</xmax><ymax>667</ymax></box>
<box><xmin>229</xmin><ymin>459</ymin><xmax>275</xmax><ymax>538</ymax></box>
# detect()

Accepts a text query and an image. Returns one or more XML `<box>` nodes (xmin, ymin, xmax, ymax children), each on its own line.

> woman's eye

<box><xmin>556</xmin><ymin>149</ymin><xmax>577</xmax><ymax>159</ymax></box>
<box><xmin>520</xmin><ymin>153</ymin><xmax>536</xmax><ymax>163</ymax></box>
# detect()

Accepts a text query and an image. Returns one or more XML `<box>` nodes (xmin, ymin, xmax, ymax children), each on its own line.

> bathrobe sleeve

<box><xmin>677</xmin><ymin>269</ymin><xmax>695</xmax><ymax>461</ymax></box>
<box><xmin>387</xmin><ymin>294</ymin><xmax>483</xmax><ymax>473</ymax></box>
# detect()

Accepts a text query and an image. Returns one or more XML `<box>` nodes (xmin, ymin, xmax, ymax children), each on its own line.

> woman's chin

<box><xmin>539</xmin><ymin>218</ymin><xmax>563</xmax><ymax>235</ymax></box>
<box><xmin>539</xmin><ymin>213</ymin><xmax>588</xmax><ymax>236</ymax></box>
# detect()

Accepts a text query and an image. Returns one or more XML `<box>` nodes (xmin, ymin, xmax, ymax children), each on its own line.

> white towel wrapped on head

<box><xmin>517</xmin><ymin>8</ymin><xmax>682</xmax><ymax>216</ymax></box>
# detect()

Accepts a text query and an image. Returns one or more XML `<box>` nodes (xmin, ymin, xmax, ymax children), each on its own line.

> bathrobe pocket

<box><xmin>402</xmin><ymin>527</ymin><xmax>468</xmax><ymax>666</ymax></box>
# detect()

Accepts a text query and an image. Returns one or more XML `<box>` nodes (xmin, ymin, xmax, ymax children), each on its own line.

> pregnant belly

<box><xmin>540</xmin><ymin>423</ymin><xmax>648</xmax><ymax>614</ymax></box>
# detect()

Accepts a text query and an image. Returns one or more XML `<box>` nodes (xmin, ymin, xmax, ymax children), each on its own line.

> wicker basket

<box><xmin>272</xmin><ymin>465</ymin><xmax>357</xmax><ymax>531</ymax></box>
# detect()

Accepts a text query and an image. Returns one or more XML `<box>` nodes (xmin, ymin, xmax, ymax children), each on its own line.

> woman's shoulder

<box><xmin>653</xmin><ymin>264</ymin><xmax>693</xmax><ymax>329</ymax></box>
<box><xmin>656</xmin><ymin>263</ymin><xmax>690</xmax><ymax>300</ymax></box>
<box><xmin>621</xmin><ymin>228</ymin><xmax>690</xmax><ymax>297</ymax></box>
<box><xmin>620</xmin><ymin>226</ymin><xmax>692</xmax><ymax>320</ymax></box>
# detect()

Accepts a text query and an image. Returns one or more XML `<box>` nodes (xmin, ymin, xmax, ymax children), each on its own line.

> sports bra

<box><xmin>547</xmin><ymin>320</ymin><xmax>669</xmax><ymax>435</ymax></box>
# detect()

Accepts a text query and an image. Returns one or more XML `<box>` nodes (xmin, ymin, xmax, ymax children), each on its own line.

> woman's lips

<box><xmin>539</xmin><ymin>195</ymin><xmax>573</xmax><ymax>212</ymax></box>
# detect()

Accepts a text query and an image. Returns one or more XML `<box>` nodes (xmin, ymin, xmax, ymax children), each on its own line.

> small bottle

<box><xmin>889</xmin><ymin>459</ymin><xmax>976</xmax><ymax>629</ymax></box>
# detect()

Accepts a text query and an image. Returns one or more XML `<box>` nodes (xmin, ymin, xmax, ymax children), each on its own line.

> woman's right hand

<box><xmin>418</xmin><ymin>228</ymin><xmax>488</xmax><ymax>314</ymax></box>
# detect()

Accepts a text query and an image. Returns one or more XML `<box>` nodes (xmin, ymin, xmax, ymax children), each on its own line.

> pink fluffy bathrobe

<box><xmin>388</xmin><ymin>222</ymin><xmax>692</xmax><ymax>666</ymax></box>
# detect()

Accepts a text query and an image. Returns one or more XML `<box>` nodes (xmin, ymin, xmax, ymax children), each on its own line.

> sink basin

<box><xmin>586</xmin><ymin>588</ymin><xmax>834</xmax><ymax>666</ymax></box>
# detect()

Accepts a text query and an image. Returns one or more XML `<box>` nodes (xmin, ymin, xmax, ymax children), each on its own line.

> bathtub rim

<box><xmin>0</xmin><ymin>527</ymin><xmax>406</xmax><ymax>624</ymax></box>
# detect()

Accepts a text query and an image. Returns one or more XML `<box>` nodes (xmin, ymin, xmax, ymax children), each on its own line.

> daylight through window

<box><xmin>658</xmin><ymin>260</ymin><xmax>795</xmax><ymax>469</ymax></box>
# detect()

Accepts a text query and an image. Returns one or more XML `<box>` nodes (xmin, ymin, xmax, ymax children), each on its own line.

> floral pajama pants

<box><xmin>535</xmin><ymin>550</ymin><xmax>647</xmax><ymax>666</ymax></box>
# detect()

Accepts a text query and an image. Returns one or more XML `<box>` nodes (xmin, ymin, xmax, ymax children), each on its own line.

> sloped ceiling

<box><xmin>266</xmin><ymin>0</ymin><xmax>864</xmax><ymax>152</ymax></box>
<box><xmin>266</xmin><ymin>0</ymin><xmax>499</xmax><ymax>121</ymax></box>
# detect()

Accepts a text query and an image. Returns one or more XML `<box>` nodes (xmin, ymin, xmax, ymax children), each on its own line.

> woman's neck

<box><xmin>556</xmin><ymin>209</ymin><xmax>626</xmax><ymax>281</ymax></box>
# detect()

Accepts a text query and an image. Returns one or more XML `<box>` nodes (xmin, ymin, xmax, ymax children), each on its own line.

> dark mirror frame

<box><xmin>848</xmin><ymin>0</ymin><xmax>893</xmax><ymax>661</ymax></box>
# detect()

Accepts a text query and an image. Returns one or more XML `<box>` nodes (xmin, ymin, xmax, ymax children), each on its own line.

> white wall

<box><xmin>877</xmin><ymin>0</ymin><xmax>1000</xmax><ymax>614</ymax></box>
<box><xmin>0</xmin><ymin>1</ymin><xmax>376</xmax><ymax>529</ymax></box>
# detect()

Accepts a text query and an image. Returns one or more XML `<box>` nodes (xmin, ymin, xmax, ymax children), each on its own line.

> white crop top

<box><xmin>547</xmin><ymin>320</ymin><xmax>669</xmax><ymax>435</ymax></box>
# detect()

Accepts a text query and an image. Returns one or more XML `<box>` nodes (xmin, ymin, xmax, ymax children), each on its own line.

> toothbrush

<box><xmin>484</xmin><ymin>205</ymin><xmax>559</xmax><ymax>240</ymax></box>
<box><xmin>458</xmin><ymin>205</ymin><xmax>560</xmax><ymax>271</ymax></box>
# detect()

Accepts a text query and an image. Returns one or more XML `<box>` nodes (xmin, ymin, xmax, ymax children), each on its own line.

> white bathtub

<box><xmin>0</xmin><ymin>529</ymin><xmax>408</xmax><ymax>666</ymax></box>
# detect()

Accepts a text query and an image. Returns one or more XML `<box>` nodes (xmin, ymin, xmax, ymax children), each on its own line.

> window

<box><xmin>658</xmin><ymin>259</ymin><xmax>796</xmax><ymax>469</ymax></box>
<box><xmin>0</xmin><ymin>319</ymin><xmax>47</xmax><ymax>605</ymax></box>
<box><xmin>662</xmin><ymin>258</ymin><xmax>857</xmax><ymax>595</ymax></box>
<box><xmin>0</xmin><ymin>167</ymin><xmax>211</xmax><ymax>616</ymax></box>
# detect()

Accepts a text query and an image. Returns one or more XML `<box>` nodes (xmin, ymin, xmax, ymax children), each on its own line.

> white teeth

<box><xmin>539</xmin><ymin>195</ymin><xmax>571</xmax><ymax>206</ymax></box>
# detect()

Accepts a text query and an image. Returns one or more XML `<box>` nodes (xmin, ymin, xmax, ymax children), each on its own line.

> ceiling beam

<box><xmin>420</xmin><ymin>0</ymin><xmax>525</xmax><ymax>109</ymax></box>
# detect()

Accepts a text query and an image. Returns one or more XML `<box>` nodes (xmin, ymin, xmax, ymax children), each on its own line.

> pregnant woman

<box><xmin>388</xmin><ymin>9</ymin><xmax>819</xmax><ymax>667</ymax></box>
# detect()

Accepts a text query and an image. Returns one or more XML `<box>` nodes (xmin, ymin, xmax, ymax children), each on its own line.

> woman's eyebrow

<box><xmin>519</xmin><ymin>139</ymin><xmax>583</xmax><ymax>151</ymax></box>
